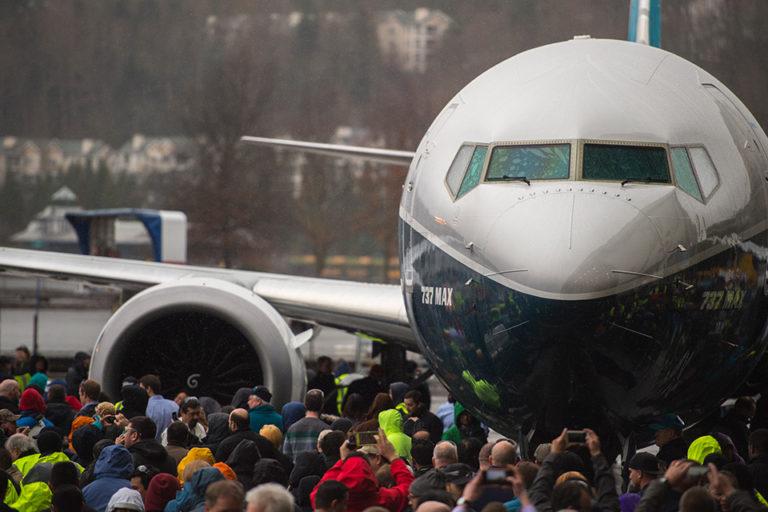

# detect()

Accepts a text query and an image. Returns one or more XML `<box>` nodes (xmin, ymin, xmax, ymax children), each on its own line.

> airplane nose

<box><xmin>481</xmin><ymin>190</ymin><xmax>666</xmax><ymax>299</ymax></box>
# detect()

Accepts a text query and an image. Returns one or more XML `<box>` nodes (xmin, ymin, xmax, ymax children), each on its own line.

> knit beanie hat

<box><xmin>145</xmin><ymin>473</ymin><xmax>179</xmax><ymax>512</ymax></box>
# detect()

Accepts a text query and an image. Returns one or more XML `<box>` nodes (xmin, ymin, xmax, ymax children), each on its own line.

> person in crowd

<box><xmin>411</xmin><ymin>439</ymin><xmax>435</xmax><ymax>478</ymax></box>
<box><xmin>470</xmin><ymin>441</ymin><xmax>518</xmax><ymax>510</ymax></box>
<box><xmin>283</xmin><ymin>390</ymin><xmax>328</xmax><ymax>461</ymax></box>
<box><xmin>248</xmin><ymin>386</ymin><xmax>283</xmax><ymax>433</ymax></box>
<box><xmin>650</xmin><ymin>414</ymin><xmax>688</xmax><ymax>467</ymax></box>
<box><xmin>106</xmin><ymin>487</ymin><xmax>144</xmax><ymax>512</ymax></box>
<box><xmin>66</xmin><ymin>353</ymin><xmax>91</xmax><ymax>398</ymax></box>
<box><xmin>748</xmin><ymin>428</ymin><xmax>768</xmax><ymax>500</ymax></box>
<box><xmin>46</xmin><ymin>384</ymin><xmax>76</xmax><ymax>438</ymax></box>
<box><xmin>714</xmin><ymin>397</ymin><xmax>756</xmax><ymax>461</ymax></box>
<box><xmin>253</xmin><ymin>458</ymin><xmax>289</xmax><ymax>488</ymax></box>
<box><xmin>0</xmin><ymin>381</ymin><xmax>20</xmax><ymax>414</ymax></box>
<box><xmin>50</xmin><ymin>484</ymin><xmax>85</xmax><ymax>512</ymax></box>
<box><xmin>29</xmin><ymin>355</ymin><xmax>48</xmax><ymax>376</ymax></box>
<box><xmin>246</xmin><ymin>483</ymin><xmax>295</xmax><ymax>512</ymax></box>
<box><xmin>80</xmin><ymin>439</ymin><xmax>114</xmax><ymax>488</ymax></box>
<box><xmin>166</xmin><ymin>422</ymin><xmax>191</xmax><ymax>464</ymax></box>
<box><xmin>198</xmin><ymin>397</ymin><xmax>221</xmax><ymax>417</ymax></box>
<box><xmin>203</xmin><ymin>413</ymin><xmax>230</xmax><ymax>454</ymax></box>
<box><xmin>82</xmin><ymin>444</ymin><xmax>134</xmax><ymax>512</ymax></box>
<box><xmin>38</xmin><ymin>429</ymin><xmax>83</xmax><ymax>469</ymax></box>
<box><xmin>280</xmin><ymin>402</ymin><xmax>306</xmax><ymax>433</ymax></box>
<box><xmin>378</xmin><ymin>409</ymin><xmax>411</xmax><ymax>462</ymax></box>
<box><xmin>458</xmin><ymin>437</ymin><xmax>483</xmax><ymax>471</ymax></box>
<box><xmin>308</xmin><ymin>356</ymin><xmax>336</xmax><ymax>399</ymax></box>
<box><xmin>626</xmin><ymin>452</ymin><xmax>661</xmax><ymax>496</ymax></box>
<box><xmin>532</xmin><ymin>443</ymin><xmax>551</xmax><ymax>465</ymax></box>
<box><xmin>6</xmin><ymin>433</ymin><xmax>52</xmax><ymax>512</ymax></box>
<box><xmin>27</xmin><ymin>372</ymin><xmax>47</xmax><ymax>396</ymax></box>
<box><xmin>436</xmin><ymin>395</ymin><xmax>455</xmax><ymax>433</ymax></box>
<box><xmin>442</xmin><ymin>463</ymin><xmax>473</xmax><ymax>500</ymax></box>
<box><xmin>311</xmin><ymin>429</ymin><xmax>414</xmax><ymax>512</ymax></box>
<box><xmin>351</xmin><ymin>394</ymin><xmax>394</xmax><ymax>435</ymax></box>
<box><xmin>688</xmin><ymin>435</ymin><xmax>723</xmax><ymax>464</ymax></box>
<box><xmin>13</xmin><ymin>346</ymin><xmax>31</xmax><ymax>390</ymax></box>
<box><xmin>528</xmin><ymin>428</ymin><xmax>619</xmax><ymax>512</ymax></box>
<box><xmin>0</xmin><ymin>410</ymin><xmax>19</xmax><ymax>447</ymax></box>
<box><xmin>130</xmin><ymin>463</ymin><xmax>156</xmax><ymax>501</ymax></box>
<box><xmin>165</xmin><ymin>466</ymin><xmax>223</xmax><ymax>512</ymax></box>
<box><xmin>344</xmin><ymin>366</ymin><xmax>388</xmax><ymax>409</ymax></box>
<box><xmin>260</xmin><ymin>425</ymin><xmax>282</xmax><ymax>451</ymax></box>
<box><xmin>119</xmin><ymin>416</ymin><xmax>177</xmax><ymax>476</ymax></box>
<box><xmin>216</xmin><ymin>409</ymin><xmax>276</xmax><ymax>464</ymax></box>
<box><xmin>289</xmin><ymin>451</ymin><xmax>326</xmax><ymax>490</ymax></box>
<box><xmin>402</xmin><ymin>391</ymin><xmax>443</xmax><ymax>444</ymax></box>
<box><xmin>294</xmin><ymin>475</ymin><xmax>321</xmax><ymax>512</ymax></box>
<box><xmin>314</xmin><ymin>480</ymin><xmax>349</xmax><ymax>512</ymax></box>
<box><xmin>71</xmin><ymin>424</ymin><xmax>103</xmax><ymax>468</ymax></box>
<box><xmin>388</xmin><ymin>383</ymin><xmax>410</xmax><ymax>417</ymax></box>
<box><xmin>318</xmin><ymin>430</ymin><xmax>345</xmax><ymax>469</ymax></box>
<box><xmin>119</xmin><ymin>385</ymin><xmax>149</xmax><ymax>421</ymax></box>
<box><xmin>224</xmin><ymin>439</ymin><xmax>260</xmax><ymax>488</ymax></box>
<box><xmin>161</xmin><ymin>397</ymin><xmax>207</xmax><ymax>446</ymax></box>
<box><xmin>77</xmin><ymin>381</ymin><xmax>101</xmax><ymax>418</ymax></box>
<box><xmin>340</xmin><ymin>394</ymin><xmax>368</xmax><ymax>427</ymax></box>
<box><xmin>17</xmin><ymin>387</ymin><xmax>53</xmax><ymax>436</ymax></box>
<box><xmin>178</xmin><ymin>447</ymin><xmax>215</xmax><ymax>481</ymax></box>
<box><xmin>203</xmin><ymin>479</ymin><xmax>244</xmax><ymax>512</ymax></box>
<box><xmin>229</xmin><ymin>389</ymin><xmax>252</xmax><ymax>411</ymax></box>
<box><xmin>139</xmin><ymin>375</ymin><xmax>178</xmax><ymax>441</ymax></box>
<box><xmin>144</xmin><ymin>473</ymin><xmax>179</xmax><ymax>512</ymax></box>
<box><xmin>441</xmin><ymin>404</ymin><xmax>486</xmax><ymax>445</ymax></box>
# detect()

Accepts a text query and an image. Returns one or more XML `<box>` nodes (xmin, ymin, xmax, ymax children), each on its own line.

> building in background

<box><xmin>110</xmin><ymin>134</ymin><xmax>196</xmax><ymax>175</ymax></box>
<box><xmin>376</xmin><ymin>8</ymin><xmax>452</xmax><ymax>73</ymax></box>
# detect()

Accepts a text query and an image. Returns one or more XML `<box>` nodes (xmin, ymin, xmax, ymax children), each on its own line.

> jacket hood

<box><xmin>167</xmin><ymin>468</ymin><xmax>223</xmax><ymax>512</ymax></box>
<box><xmin>204</xmin><ymin>413</ymin><xmax>230</xmax><ymax>446</ymax></box>
<box><xmin>388</xmin><ymin>382</ymin><xmax>409</xmax><ymax>405</ymax></box>
<box><xmin>281</xmin><ymin>402</ymin><xmax>306</xmax><ymax>432</ymax></box>
<box><xmin>107</xmin><ymin>487</ymin><xmax>145</xmax><ymax>512</ymax></box>
<box><xmin>120</xmin><ymin>385</ymin><xmax>149</xmax><ymax>419</ymax></box>
<box><xmin>253</xmin><ymin>458</ymin><xmax>288</xmax><ymax>487</ymax></box>
<box><xmin>19</xmin><ymin>388</ymin><xmax>45</xmax><ymax>414</ymax></box>
<box><xmin>687</xmin><ymin>435</ymin><xmax>722</xmax><ymax>464</ymax></box>
<box><xmin>144</xmin><ymin>473</ymin><xmax>179</xmax><ymax>512</ymax></box>
<box><xmin>333</xmin><ymin>455</ymin><xmax>379</xmax><ymax>510</ymax></box>
<box><xmin>94</xmin><ymin>444</ymin><xmax>134</xmax><ymax>480</ymax></box>
<box><xmin>131</xmin><ymin>439</ymin><xmax>171</xmax><ymax>465</ymax></box>
<box><xmin>177</xmin><ymin>447</ymin><xmax>215</xmax><ymax>484</ymax></box>
<box><xmin>289</xmin><ymin>451</ymin><xmax>326</xmax><ymax>488</ymax></box>
<box><xmin>378</xmin><ymin>409</ymin><xmax>403</xmax><ymax>434</ymax></box>
<box><xmin>225</xmin><ymin>439</ymin><xmax>261</xmax><ymax>486</ymax></box>
<box><xmin>231</xmin><ymin>388</ymin><xmax>252</xmax><ymax>409</ymax></box>
<box><xmin>72</xmin><ymin>425</ymin><xmax>103</xmax><ymax>465</ymax></box>
<box><xmin>29</xmin><ymin>373</ymin><xmax>48</xmax><ymax>393</ymax></box>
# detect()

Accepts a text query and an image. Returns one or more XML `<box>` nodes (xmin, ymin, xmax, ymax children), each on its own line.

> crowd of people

<box><xmin>0</xmin><ymin>347</ymin><xmax>764</xmax><ymax>512</ymax></box>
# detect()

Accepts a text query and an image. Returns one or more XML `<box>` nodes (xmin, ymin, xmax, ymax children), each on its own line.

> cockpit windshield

<box><xmin>486</xmin><ymin>144</ymin><xmax>570</xmax><ymax>181</ymax></box>
<box><xmin>582</xmin><ymin>143</ymin><xmax>670</xmax><ymax>183</ymax></box>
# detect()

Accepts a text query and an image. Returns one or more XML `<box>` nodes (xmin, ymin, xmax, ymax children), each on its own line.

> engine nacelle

<box><xmin>89</xmin><ymin>278</ymin><xmax>306</xmax><ymax>407</ymax></box>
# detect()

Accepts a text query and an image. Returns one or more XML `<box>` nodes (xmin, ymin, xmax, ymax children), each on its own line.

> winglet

<box><xmin>240</xmin><ymin>136</ymin><xmax>415</xmax><ymax>166</ymax></box>
<box><xmin>628</xmin><ymin>0</ymin><xmax>661</xmax><ymax>47</ymax></box>
<box><xmin>292</xmin><ymin>328</ymin><xmax>315</xmax><ymax>350</ymax></box>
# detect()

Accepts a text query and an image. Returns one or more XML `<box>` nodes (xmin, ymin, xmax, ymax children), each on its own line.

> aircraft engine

<box><xmin>89</xmin><ymin>278</ymin><xmax>306</xmax><ymax>406</ymax></box>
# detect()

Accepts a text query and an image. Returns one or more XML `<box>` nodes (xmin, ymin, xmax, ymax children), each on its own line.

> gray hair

<box><xmin>433</xmin><ymin>440</ymin><xmax>458</xmax><ymax>465</ymax></box>
<box><xmin>5</xmin><ymin>433</ymin><xmax>35</xmax><ymax>456</ymax></box>
<box><xmin>246</xmin><ymin>483</ymin><xmax>295</xmax><ymax>512</ymax></box>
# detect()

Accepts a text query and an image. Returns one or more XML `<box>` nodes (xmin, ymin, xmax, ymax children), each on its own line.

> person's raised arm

<box><xmin>584</xmin><ymin>429</ymin><xmax>619</xmax><ymax>512</ymax></box>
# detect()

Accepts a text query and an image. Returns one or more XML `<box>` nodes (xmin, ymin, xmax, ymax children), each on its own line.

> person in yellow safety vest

<box><xmin>6</xmin><ymin>433</ymin><xmax>39</xmax><ymax>484</ymax></box>
<box><xmin>333</xmin><ymin>361</ymin><xmax>352</xmax><ymax>415</ymax></box>
<box><xmin>389</xmin><ymin>382</ymin><xmax>410</xmax><ymax>418</ymax></box>
<box><xmin>12</xmin><ymin>346</ymin><xmax>31</xmax><ymax>392</ymax></box>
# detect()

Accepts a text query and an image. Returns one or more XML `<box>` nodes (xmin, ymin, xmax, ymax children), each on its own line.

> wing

<box><xmin>241</xmin><ymin>136</ymin><xmax>415</xmax><ymax>166</ymax></box>
<box><xmin>0</xmin><ymin>247</ymin><xmax>417</xmax><ymax>350</ymax></box>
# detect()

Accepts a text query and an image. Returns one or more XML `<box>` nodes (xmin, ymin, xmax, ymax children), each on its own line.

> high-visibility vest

<box><xmin>13</xmin><ymin>373</ymin><xmax>30</xmax><ymax>391</ymax></box>
<box><xmin>334</xmin><ymin>374</ymin><xmax>349</xmax><ymax>414</ymax></box>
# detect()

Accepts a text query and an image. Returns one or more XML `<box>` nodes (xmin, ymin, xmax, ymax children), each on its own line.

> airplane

<box><xmin>2</xmin><ymin>2</ymin><xmax>768</xmax><ymax>451</ymax></box>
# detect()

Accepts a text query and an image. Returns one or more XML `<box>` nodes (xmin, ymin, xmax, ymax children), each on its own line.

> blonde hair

<box><xmin>555</xmin><ymin>470</ymin><xmax>588</xmax><ymax>488</ymax></box>
<box><xmin>95</xmin><ymin>402</ymin><xmax>116</xmax><ymax>418</ymax></box>
<box><xmin>260</xmin><ymin>424</ymin><xmax>283</xmax><ymax>449</ymax></box>
<box><xmin>181</xmin><ymin>460</ymin><xmax>211</xmax><ymax>485</ymax></box>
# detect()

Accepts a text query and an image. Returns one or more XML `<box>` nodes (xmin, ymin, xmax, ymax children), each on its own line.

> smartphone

<box><xmin>484</xmin><ymin>468</ymin><xmax>510</xmax><ymax>484</ymax></box>
<box><xmin>566</xmin><ymin>430</ymin><xmax>587</xmax><ymax>443</ymax></box>
<box><xmin>102</xmin><ymin>415</ymin><xmax>116</xmax><ymax>424</ymax></box>
<box><xmin>347</xmin><ymin>435</ymin><xmax>359</xmax><ymax>450</ymax></box>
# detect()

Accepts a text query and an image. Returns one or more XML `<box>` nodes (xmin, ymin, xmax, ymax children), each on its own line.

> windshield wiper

<box><xmin>503</xmin><ymin>175</ymin><xmax>531</xmax><ymax>186</ymax></box>
<box><xmin>621</xmin><ymin>177</ymin><xmax>668</xmax><ymax>187</ymax></box>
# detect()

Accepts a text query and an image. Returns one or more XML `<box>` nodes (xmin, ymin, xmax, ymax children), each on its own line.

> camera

<box><xmin>566</xmin><ymin>430</ymin><xmax>587</xmax><ymax>444</ymax></box>
<box><xmin>686</xmin><ymin>465</ymin><xmax>709</xmax><ymax>481</ymax></box>
<box><xmin>484</xmin><ymin>468</ymin><xmax>511</xmax><ymax>485</ymax></box>
<box><xmin>102</xmin><ymin>415</ymin><xmax>116</xmax><ymax>425</ymax></box>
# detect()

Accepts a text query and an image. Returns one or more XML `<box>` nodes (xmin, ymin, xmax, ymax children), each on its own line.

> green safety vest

<box><xmin>13</xmin><ymin>373</ymin><xmax>30</xmax><ymax>392</ymax></box>
<box><xmin>334</xmin><ymin>374</ymin><xmax>349</xmax><ymax>414</ymax></box>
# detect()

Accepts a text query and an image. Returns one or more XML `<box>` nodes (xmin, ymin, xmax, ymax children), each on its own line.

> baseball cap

<box><xmin>628</xmin><ymin>452</ymin><xmax>661</xmax><ymax>475</ymax></box>
<box><xmin>649</xmin><ymin>414</ymin><xmax>685</xmax><ymax>431</ymax></box>
<box><xmin>251</xmin><ymin>386</ymin><xmax>272</xmax><ymax>403</ymax></box>
<box><xmin>0</xmin><ymin>409</ymin><xmax>19</xmax><ymax>423</ymax></box>
<box><xmin>441</xmin><ymin>463</ymin><xmax>474</xmax><ymax>485</ymax></box>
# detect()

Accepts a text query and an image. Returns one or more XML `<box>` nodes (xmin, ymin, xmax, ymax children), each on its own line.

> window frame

<box><xmin>576</xmin><ymin>139</ymin><xmax>675</xmax><ymax>186</ymax></box>
<box><xmin>480</xmin><ymin>139</ymin><xmax>577</xmax><ymax>184</ymax></box>
<box><xmin>683</xmin><ymin>144</ymin><xmax>720</xmax><ymax>202</ymax></box>
<box><xmin>444</xmin><ymin>142</ymin><xmax>490</xmax><ymax>202</ymax></box>
<box><xmin>669</xmin><ymin>145</ymin><xmax>708</xmax><ymax>203</ymax></box>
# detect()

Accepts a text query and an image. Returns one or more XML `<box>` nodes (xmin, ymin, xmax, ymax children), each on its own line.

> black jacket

<box><xmin>45</xmin><ymin>401</ymin><xmax>75</xmax><ymax>438</ymax></box>
<box><xmin>216</xmin><ymin>429</ymin><xmax>293</xmax><ymax>473</ymax></box>
<box><xmin>714</xmin><ymin>411</ymin><xmax>751</xmax><ymax>460</ymax></box>
<box><xmin>529</xmin><ymin>452</ymin><xmax>619</xmax><ymax>512</ymax></box>
<box><xmin>748</xmin><ymin>453</ymin><xmax>768</xmax><ymax>500</ymax></box>
<box><xmin>128</xmin><ymin>439</ymin><xmax>177</xmax><ymax>475</ymax></box>
<box><xmin>657</xmin><ymin>437</ymin><xmax>688</xmax><ymax>467</ymax></box>
<box><xmin>403</xmin><ymin>408</ymin><xmax>443</xmax><ymax>444</ymax></box>
<box><xmin>0</xmin><ymin>396</ymin><xmax>18</xmax><ymax>414</ymax></box>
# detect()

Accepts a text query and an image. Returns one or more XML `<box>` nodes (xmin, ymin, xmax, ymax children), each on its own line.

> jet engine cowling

<box><xmin>89</xmin><ymin>278</ymin><xmax>306</xmax><ymax>407</ymax></box>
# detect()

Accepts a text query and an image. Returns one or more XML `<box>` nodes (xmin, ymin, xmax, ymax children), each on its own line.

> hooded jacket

<box><xmin>202</xmin><ymin>413</ymin><xmax>230</xmax><ymax>451</ymax></box>
<box><xmin>120</xmin><ymin>385</ymin><xmax>149</xmax><ymax>420</ymax></box>
<box><xmin>311</xmin><ymin>454</ymin><xmax>413</xmax><ymax>512</ymax></box>
<box><xmin>45</xmin><ymin>400</ymin><xmax>75</xmax><ymax>438</ymax></box>
<box><xmin>687</xmin><ymin>435</ymin><xmax>722</xmax><ymax>464</ymax></box>
<box><xmin>107</xmin><ymin>487</ymin><xmax>145</xmax><ymax>512</ymax></box>
<box><xmin>83</xmin><ymin>444</ymin><xmax>134</xmax><ymax>512</ymax></box>
<box><xmin>441</xmin><ymin>403</ymin><xmax>486</xmax><ymax>444</ymax></box>
<box><xmin>289</xmin><ymin>451</ymin><xmax>326</xmax><ymax>489</ymax></box>
<box><xmin>145</xmin><ymin>473</ymin><xmax>179</xmax><ymax>512</ymax></box>
<box><xmin>10</xmin><ymin>461</ymin><xmax>52</xmax><ymax>512</ymax></box>
<box><xmin>378</xmin><ymin>409</ymin><xmax>411</xmax><ymax>461</ymax></box>
<box><xmin>224</xmin><ymin>439</ymin><xmax>260</xmax><ymax>488</ymax></box>
<box><xmin>164</xmin><ymin>467</ymin><xmax>223</xmax><ymax>512</ymax></box>
<box><xmin>177</xmin><ymin>448</ymin><xmax>215</xmax><ymax>484</ymax></box>
<box><xmin>129</xmin><ymin>438</ymin><xmax>177</xmax><ymax>476</ymax></box>
<box><xmin>230</xmin><ymin>388</ymin><xmax>252</xmax><ymax>410</ymax></box>
<box><xmin>281</xmin><ymin>402</ymin><xmax>307</xmax><ymax>432</ymax></box>
<box><xmin>248</xmin><ymin>404</ymin><xmax>283</xmax><ymax>433</ymax></box>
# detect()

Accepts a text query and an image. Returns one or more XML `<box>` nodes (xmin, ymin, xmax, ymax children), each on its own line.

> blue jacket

<box><xmin>249</xmin><ymin>404</ymin><xmax>283</xmax><ymax>433</ymax></box>
<box><xmin>83</xmin><ymin>445</ymin><xmax>134</xmax><ymax>512</ymax></box>
<box><xmin>164</xmin><ymin>467</ymin><xmax>224</xmax><ymax>512</ymax></box>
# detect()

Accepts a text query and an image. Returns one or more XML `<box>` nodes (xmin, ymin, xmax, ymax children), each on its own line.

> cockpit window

<box><xmin>670</xmin><ymin>148</ymin><xmax>703</xmax><ymax>201</ymax></box>
<box><xmin>486</xmin><ymin>144</ymin><xmax>570</xmax><ymax>181</ymax></box>
<box><xmin>582</xmin><ymin>143</ymin><xmax>670</xmax><ymax>183</ymax></box>
<box><xmin>457</xmin><ymin>146</ymin><xmax>488</xmax><ymax>198</ymax></box>
<box><xmin>445</xmin><ymin>145</ymin><xmax>474</xmax><ymax>196</ymax></box>
<box><xmin>688</xmin><ymin>147</ymin><xmax>719</xmax><ymax>198</ymax></box>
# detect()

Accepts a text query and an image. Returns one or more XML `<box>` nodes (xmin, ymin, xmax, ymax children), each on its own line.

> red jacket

<box><xmin>311</xmin><ymin>455</ymin><xmax>414</xmax><ymax>512</ymax></box>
